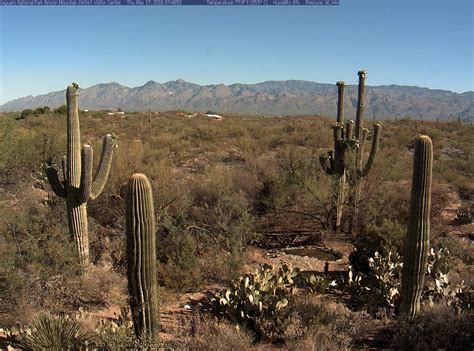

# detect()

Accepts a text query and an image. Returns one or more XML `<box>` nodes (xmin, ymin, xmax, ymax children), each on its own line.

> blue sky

<box><xmin>0</xmin><ymin>0</ymin><xmax>472</xmax><ymax>103</ymax></box>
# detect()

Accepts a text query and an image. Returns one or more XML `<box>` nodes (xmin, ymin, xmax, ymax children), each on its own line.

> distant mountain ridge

<box><xmin>1</xmin><ymin>79</ymin><xmax>473</xmax><ymax>121</ymax></box>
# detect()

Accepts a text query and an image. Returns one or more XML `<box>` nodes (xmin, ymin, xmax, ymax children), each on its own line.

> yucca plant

<box><xmin>13</xmin><ymin>313</ymin><xmax>97</xmax><ymax>350</ymax></box>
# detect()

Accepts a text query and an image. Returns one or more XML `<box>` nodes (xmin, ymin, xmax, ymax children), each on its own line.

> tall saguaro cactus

<box><xmin>125</xmin><ymin>173</ymin><xmax>159</xmax><ymax>340</ymax></box>
<box><xmin>349</xmin><ymin>70</ymin><xmax>381</xmax><ymax>232</ymax></box>
<box><xmin>43</xmin><ymin>83</ymin><xmax>117</xmax><ymax>265</ymax></box>
<box><xmin>400</xmin><ymin>135</ymin><xmax>433</xmax><ymax>318</ymax></box>
<box><xmin>320</xmin><ymin>71</ymin><xmax>381</xmax><ymax>230</ymax></box>
<box><xmin>319</xmin><ymin>81</ymin><xmax>350</xmax><ymax>228</ymax></box>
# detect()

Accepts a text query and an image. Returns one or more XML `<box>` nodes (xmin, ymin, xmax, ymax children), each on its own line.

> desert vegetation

<box><xmin>0</xmin><ymin>74</ymin><xmax>472</xmax><ymax>349</ymax></box>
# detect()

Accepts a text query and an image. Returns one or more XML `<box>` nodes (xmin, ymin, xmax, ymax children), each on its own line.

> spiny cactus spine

<box><xmin>126</xmin><ymin>173</ymin><xmax>159</xmax><ymax>340</ymax></box>
<box><xmin>400</xmin><ymin>135</ymin><xmax>432</xmax><ymax>318</ymax></box>
<box><xmin>43</xmin><ymin>83</ymin><xmax>117</xmax><ymax>265</ymax></box>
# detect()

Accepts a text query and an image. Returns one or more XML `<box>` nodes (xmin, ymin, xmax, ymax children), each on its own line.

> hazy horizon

<box><xmin>2</xmin><ymin>77</ymin><xmax>474</xmax><ymax>105</ymax></box>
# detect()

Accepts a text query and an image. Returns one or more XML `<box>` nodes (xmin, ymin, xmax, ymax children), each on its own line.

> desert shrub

<box><xmin>176</xmin><ymin>314</ymin><xmax>255</xmax><ymax>350</ymax></box>
<box><xmin>273</xmin><ymin>145</ymin><xmax>333</xmax><ymax>231</ymax></box>
<box><xmin>33</xmin><ymin>107</ymin><xmax>45</xmax><ymax>116</ymax></box>
<box><xmin>53</xmin><ymin>104</ymin><xmax>67</xmax><ymax>114</ymax></box>
<box><xmin>20</xmin><ymin>109</ymin><xmax>34</xmax><ymax>119</ymax></box>
<box><xmin>0</xmin><ymin>197</ymin><xmax>80</xmax><ymax>310</ymax></box>
<box><xmin>286</xmin><ymin>296</ymin><xmax>370</xmax><ymax>350</ymax></box>
<box><xmin>0</xmin><ymin>193</ymin><xmax>126</xmax><ymax>319</ymax></box>
<box><xmin>390</xmin><ymin>304</ymin><xmax>473</xmax><ymax>350</ymax></box>
<box><xmin>186</xmin><ymin>165</ymin><xmax>258</xmax><ymax>275</ymax></box>
<box><xmin>363</xmin><ymin>181</ymin><xmax>410</xmax><ymax>230</ymax></box>
<box><xmin>161</xmin><ymin>233</ymin><xmax>201</xmax><ymax>292</ymax></box>
<box><xmin>158</xmin><ymin>216</ymin><xmax>202</xmax><ymax>292</ymax></box>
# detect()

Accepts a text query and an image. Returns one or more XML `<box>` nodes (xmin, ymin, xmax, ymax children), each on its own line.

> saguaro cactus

<box><xmin>125</xmin><ymin>173</ymin><xmax>159</xmax><ymax>340</ymax></box>
<box><xmin>320</xmin><ymin>72</ymin><xmax>381</xmax><ymax>230</ymax></box>
<box><xmin>43</xmin><ymin>83</ymin><xmax>117</xmax><ymax>265</ymax></box>
<box><xmin>349</xmin><ymin>70</ymin><xmax>381</xmax><ymax>232</ymax></box>
<box><xmin>400</xmin><ymin>135</ymin><xmax>433</xmax><ymax>318</ymax></box>
<box><xmin>319</xmin><ymin>81</ymin><xmax>350</xmax><ymax>228</ymax></box>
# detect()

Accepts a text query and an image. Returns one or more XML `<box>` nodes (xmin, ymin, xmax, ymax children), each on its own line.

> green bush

<box><xmin>33</xmin><ymin>107</ymin><xmax>45</xmax><ymax>115</ymax></box>
<box><xmin>158</xmin><ymin>218</ymin><xmax>202</xmax><ymax>292</ymax></box>
<box><xmin>53</xmin><ymin>104</ymin><xmax>67</xmax><ymax>114</ymax></box>
<box><xmin>20</xmin><ymin>109</ymin><xmax>34</xmax><ymax>119</ymax></box>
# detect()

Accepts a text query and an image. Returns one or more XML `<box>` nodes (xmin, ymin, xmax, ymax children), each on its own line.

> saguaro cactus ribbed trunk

<box><xmin>331</xmin><ymin>81</ymin><xmax>347</xmax><ymax>228</ymax></box>
<box><xmin>44</xmin><ymin>83</ymin><xmax>117</xmax><ymax>265</ymax></box>
<box><xmin>125</xmin><ymin>173</ymin><xmax>159</xmax><ymax>340</ymax></box>
<box><xmin>400</xmin><ymin>135</ymin><xmax>433</xmax><ymax>318</ymax></box>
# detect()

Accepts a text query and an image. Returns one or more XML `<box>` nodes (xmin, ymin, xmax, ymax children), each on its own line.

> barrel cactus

<box><xmin>320</xmin><ymin>72</ymin><xmax>381</xmax><ymax>230</ymax></box>
<box><xmin>43</xmin><ymin>83</ymin><xmax>117</xmax><ymax>265</ymax></box>
<box><xmin>400</xmin><ymin>135</ymin><xmax>433</xmax><ymax>318</ymax></box>
<box><xmin>125</xmin><ymin>173</ymin><xmax>159</xmax><ymax>340</ymax></box>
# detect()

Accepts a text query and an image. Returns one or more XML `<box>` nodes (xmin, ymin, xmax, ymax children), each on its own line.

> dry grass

<box><xmin>174</xmin><ymin>313</ymin><xmax>255</xmax><ymax>350</ymax></box>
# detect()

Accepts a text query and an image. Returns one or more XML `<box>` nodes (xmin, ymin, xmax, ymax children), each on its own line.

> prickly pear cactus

<box><xmin>125</xmin><ymin>173</ymin><xmax>159</xmax><ymax>340</ymax></box>
<box><xmin>43</xmin><ymin>83</ymin><xmax>117</xmax><ymax>265</ymax></box>
<box><xmin>400</xmin><ymin>135</ymin><xmax>433</xmax><ymax>318</ymax></box>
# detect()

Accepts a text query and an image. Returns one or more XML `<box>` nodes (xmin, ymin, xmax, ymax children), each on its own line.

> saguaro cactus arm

<box><xmin>355</xmin><ymin>70</ymin><xmax>367</xmax><ymax>140</ymax></box>
<box><xmin>90</xmin><ymin>134</ymin><xmax>117</xmax><ymax>200</ymax></box>
<box><xmin>44</xmin><ymin>161</ymin><xmax>66</xmax><ymax>198</ymax></box>
<box><xmin>66</xmin><ymin>83</ymin><xmax>81</xmax><ymax>189</ymax></box>
<box><xmin>400</xmin><ymin>135</ymin><xmax>433</xmax><ymax>318</ymax></box>
<box><xmin>363</xmin><ymin>123</ymin><xmax>382</xmax><ymax>176</ymax></box>
<box><xmin>77</xmin><ymin>144</ymin><xmax>93</xmax><ymax>203</ymax></box>
<box><xmin>319</xmin><ymin>153</ymin><xmax>333</xmax><ymax>175</ymax></box>
<box><xmin>345</xmin><ymin>120</ymin><xmax>354</xmax><ymax>139</ymax></box>
<box><xmin>336</xmin><ymin>81</ymin><xmax>346</xmax><ymax>125</ymax></box>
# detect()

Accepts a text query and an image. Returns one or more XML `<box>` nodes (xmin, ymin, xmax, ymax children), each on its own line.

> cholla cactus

<box><xmin>400</xmin><ymin>135</ymin><xmax>433</xmax><ymax>318</ymax></box>
<box><xmin>43</xmin><ymin>83</ymin><xmax>117</xmax><ymax>265</ymax></box>
<box><xmin>125</xmin><ymin>174</ymin><xmax>159</xmax><ymax>340</ymax></box>
<box><xmin>320</xmin><ymin>72</ymin><xmax>381</xmax><ymax>230</ymax></box>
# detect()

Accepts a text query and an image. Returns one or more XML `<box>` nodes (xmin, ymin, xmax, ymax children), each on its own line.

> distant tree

<box><xmin>117</xmin><ymin>107</ymin><xmax>122</xmax><ymax>112</ymax></box>
<box><xmin>43</xmin><ymin>106</ymin><xmax>51</xmax><ymax>113</ymax></box>
<box><xmin>20</xmin><ymin>109</ymin><xmax>34</xmax><ymax>119</ymax></box>
<box><xmin>34</xmin><ymin>107</ymin><xmax>44</xmax><ymax>116</ymax></box>
<box><xmin>53</xmin><ymin>104</ymin><xmax>67</xmax><ymax>114</ymax></box>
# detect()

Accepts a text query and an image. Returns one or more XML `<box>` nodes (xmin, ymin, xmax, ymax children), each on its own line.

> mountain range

<box><xmin>1</xmin><ymin>79</ymin><xmax>473</xmax><ymax>121</ymax></box>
